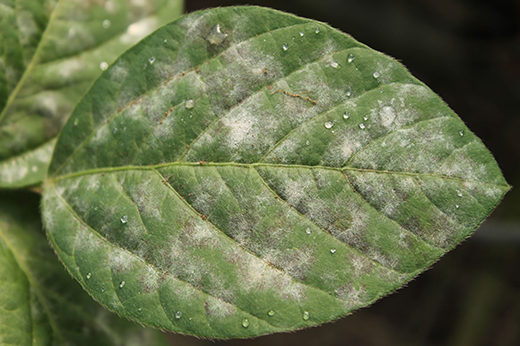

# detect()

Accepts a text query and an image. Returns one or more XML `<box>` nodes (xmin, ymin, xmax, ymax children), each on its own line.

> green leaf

<box><xmin>0</xmin><ymin>0</ymin><xmax>184</xmax><ymax>188</ymax></box>
<box><xmin>0</xmin><ymin>190</ymin><xmax>168</xmax><ymax>346</ymax></box>
<box><xmin>42</xmin><ymin>6</ymin><xmax>510</xmax><ymax>338</ymax></box>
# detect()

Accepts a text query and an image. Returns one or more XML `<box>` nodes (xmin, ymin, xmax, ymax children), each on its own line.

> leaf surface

<box><xmin>0</xmin><ymin>191</ymin><xmax>168</xmax><ymax>346</ymax></box>
<box><xmin>0</xmin><ymin>0</ymin><xmax>183</xmax><ymax>188</ymax></box>
<box><xmin>42</xmin><ymin>6</ymin><xmax>509</xmax><ymax>338</ymax></box>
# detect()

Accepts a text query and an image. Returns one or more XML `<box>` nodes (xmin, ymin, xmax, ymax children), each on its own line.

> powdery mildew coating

<box><xmin>42</xmin><ymin>6</ymin><xmax>509</xmax><ymax>339</ymax></box>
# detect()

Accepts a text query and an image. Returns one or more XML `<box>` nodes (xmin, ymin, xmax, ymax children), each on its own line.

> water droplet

<box><xmin>282</xmin><ymin>43</ymin><xmax>289</xmax><ymax>51</ymax></box>
<box><xmin>120</xmin><ymin>215</ymin><xmax>128</xmax><ymax>224</ymax></box>
<box><xmin>359</xmin><ymin>123</ymin><xmax>366</xmax><ymax>129</ymax></box>
<box><xmin>100</xmin><ymin>62</ymin><xmax>108</xmax><ymax>71</ymax></box>
<box><xmin>306</xmin><ymin>228</ymin><xmax>312</xmax><ymax>235</ymax></box>
<box><xmin>347</xmin><ymin>54</ymin><xmax>355</xmax><ymax>63</ymax></box>
<box><xmin>457</xmin><ymin>191</ymin><xmax>463</xmax><ymax>197</ymax></box>
<box><xmin>207</xmin><ymin>24</ymin><xmax>228</xmax><ymax>45</ymax></box>
<box><xmin>185</xmin><ymin>99</ymin><xmax>195</xmax><ymax>109</ymax></box>
<box><xmin>305</xmin><ymin>140</ymin><xmax>310</xmax><ymax>146</ymax></box>
<box><xmin>86</xmin><ymin>272</ymin><xmax>91</xmax><ymax>279</ymax></box>
<box><xmin>459</xmin><ymin>130</ymin><xmax>464</xmax><ymax>136</ymax></box>
<box><xmin>242</xmin><ymin>318</ymin><xmax>250</xmax><ymax>328</ymax></box>
<box><xmin>373</xmin><ymin>71</ymin><xmax>380</xmax><ymax>78</ymax></box>
<box><xmin>330</xmin><ymin>62</ymin><xmax>339</xmax><ymax>68</ymax></box>
<box><xmin>175</xmin><ymin>311</ymin><xmax>182</xmax><ymax>319</ymax></box>
<box><xmin>164</xmin><ymin>39</ymin><xmax>167</xmax><ymax>43</ymax></box>
<box><xmin>343</xmin><ymin>112</ymin><xmax>350</xmax><ymax>119</ymax></box>
<box><xmin>119</xmin><ymin>281</ymin><xmax>125</xmax><ymax>288</ymax></box>
<box><xmin>112</xmin><ymin>127</ymin><xmax>117</xmax><ymax>134</ymax></box>
<box><xmin>149</xmin><ymin>56</ymin><xmax>155</xmax><ymax>64</ymax></box>
<box><xmin>101</xmin><ymin>287</ymin><xmax>106</xmax><ymax>292</ymax></box>
<box><xmin>268</xmin><ymin>310</ymin><xmax>275</xmax><ymax>316</ymax></box>
<box><xmin>324</xmin><ymin>121</ymin><xmax>334</xmax><ymax>129</ymax></box>
<box><xmin>303</xmin><ymin>311</ymin><xmax>310</xmax><ymax>320</ymax></box>
<box><xmin>346</xmin><ymin>90</ymin><xmax>352</xmax><ymax>97</ymax></box>
<box><xmin>138</xmin><ymin>307</ymin><xmax>142</xmax><ymax>313</ymax></box>
<box><xmin>73</xmin><ymin>118</ymin><xmax>79</xmax><ymax>126</ymax></box>
<box><xmin>315</xmin><ymin>27</ymin><xmax>320</xmax><ymax>34</ymax></box>
<box><xmin>363</xmin><ymin>116</ymin><xmax>368</xmax><ymax>121</ymax></box>
<box><xmin>455</xmin><ymin>204</ymin><xmax>460</xmax><ymax>209</ymax></box>
<box><xmin>102</xmin><ymin>19</ymin><xmax>111</xmax><ymax>29</ymax></box>
<box><xmin>330</xmin><ymin>249</ymin><xmax>337</xmax><ymax>254</ymax></box>
<box><xmin>299</xmin><ymin>31</ymin><xmax>304</xmax><ymax>36</ymax></box>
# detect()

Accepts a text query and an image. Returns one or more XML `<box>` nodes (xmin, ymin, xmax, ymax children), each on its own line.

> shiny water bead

<box><xmin>324</xmin><ymin>121</ymin><xmax>334</xmax><ymax>129</ymax></box>
<box><xmin>282</xmin><ymin>43</ymin><xmax>289</xmax><ymax>51</ymax></box>
<box><xmin>303</xmin><ymin>311</ymin><xmax>310</xmax><ymax>320</ymax></box>
<box><xmin>268</xmin><ymin>310</ymin><xmax>275</xmax><ymax>316</ymax></box>
<box><xmin>207</xmin><ymin>24</ymin><xmax>228</xmax><ymax>45</ymax></box>
<box><xmin>175</xmin><ymin>311</ymin><xmax>182</xmax><ymax>319</ymax></box>
<box><xmin>102</xmin><ymin>19</ymin><xmax>111</xmax><ymax>28</ymax></box>
<box><xmin>120</xmin><ymin>215</ymin><xmax>128</xmax><ymax>224</ymax></box>
<box><xmin>242</xmin><ymin>318</ymin><xmax>250</xmax><ymax>328</ymax></box>
<box><xmin>99</xmin><ymin>62</ymin><xmax>108</xmax><ymax>71</ymax></box>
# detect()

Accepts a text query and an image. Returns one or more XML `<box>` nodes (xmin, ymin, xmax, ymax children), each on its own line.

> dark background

<box><xmin>166</xmin><ymin>1</ymin><xmax>520</xmax><ymax>345</ymax></box>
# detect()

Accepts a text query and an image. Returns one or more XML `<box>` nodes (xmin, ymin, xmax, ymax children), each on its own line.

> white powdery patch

<box><xmin>371</xmin><ymin>96</ymin><xmax>418</xmax><ymax>130</ymax></box>
<box><xmin>435</xmin><ymin>144</ymin><xmax>488</xmax><ymax>182</ymax></box>
<box><xmin>0</xmin><ymin>159</ymin><xmax>27</xmax><ymax>183</ymax></box>
<box><xmin>125</xmin><ymin>177</ymin><xmax>164</xmax><ymax>222</ymax></box>
<box><xmin>263</xmin><ymin>248</ymin><xmax>314</xmax><ymax>281</ymax></box>
<box><xmin>241</xmin><ymin>255</ymin><xmax>306</xmax><ymax>301</ymax></box>
<box><xmin>204</xmin><ymin>297</ymin><xmax>237</xmax><ymax>317</ymax></box>
<box><xmin>56</xmin><ymin>58</ymin><xmax>84</xmax><ymax>79</ymax></box>
<box><xmin>139</xmin><ymin>264</ymin><xmax>159</xmax><ymax>293</ymax></box>
<box><xmin>33</xmin><ymin>93</ymin><xmax>59</xmax><ymax>118</ymax></box>
<box><xmin>335</xmin><ymin>283</ymin><xmax>366</xmax><ymax>309</ymax></box>
<box><xmin>329</xmin><ymin>200</ymin><xmax>369</xmax><ymax>244</ymax></box>
<box><xmin>321</xmin><ymin>128</ymin><xmax>370</xmax><ymax>167</ymax></box>
<box><xmin>16</xmin><ymin>10</ymin><xmax>38</xmax><ymax>44</ymax></box>
<box><xmin>90</xmin><ymin>124</ymin><xmax>111</xmax><ymax>146</ymax></box>
<box><xmin>120</xmin><ymin>17</ymin><xmax>158</xmax><ymax>44</ymax></box>
<box><xmin>109</xmin><ymin>248</ymin><xmax>135</xmax><ymax>273</ymax></box>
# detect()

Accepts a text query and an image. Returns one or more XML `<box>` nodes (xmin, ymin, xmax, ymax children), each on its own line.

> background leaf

<box><xmin>0</xmin><ymin>190</ymin><xmax>168</xmax><ymax>346</ymax></box>
<box><xmin>42</xmin><ymin>6</ymin><xmax>509</xmax><ymax>339</ymax></box>
<box><xmin>0</xmin><ymin>0</ymin><xmax>184</xmax><ymax>188</ymax></box>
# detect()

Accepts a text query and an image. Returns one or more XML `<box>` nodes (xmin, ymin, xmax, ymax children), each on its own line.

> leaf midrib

<box><xmin>48</xmin><ymin>162</ymin><xmax>509</xmax><ymax>189</ymax></box>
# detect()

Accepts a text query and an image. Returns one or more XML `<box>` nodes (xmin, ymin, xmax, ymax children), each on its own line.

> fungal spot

<box><xmin>343</xmin><ymin>112</ymin><xmax>350</xmax><ymax>119</ymax></box>
<box><xmin>324</xmin><ymin>121</ymin><xmax>334</xmax><ymax>129</ymax></box>
<box><xmin>119</xmin><ymin>281</ymin><xmax>125</xmax><ymax>288</ymax></box>
<box><xmin>305</xmin><ymin>228</ymin><xmax>312</xmax><ymax>235</ymax></box>
<box><xmin>359</xmin><ymin>123</ymin><xmax>366</xmax><ymax>129</ymax></box>
<box><xmin>268</xmin><ymin>310</ymin><xmax>275</xmax><ymax>316</ymax></box>
<box><xmin>86</xmin><ymin>272</ymin><xmax>91</xmax><ymax>279</ymax></box>
<box><xmin>303</xmin><ymin>311</ymin><xmax>310</xmax><ymax>320</ymax></box>
<box><xmin>242</xmin><ymin>318</ymin><xmax>250</xmax><ymax>328</ymax></box>
<box><xmin>102</xmin><ymin>19</ymin><xmax>111</xmax><ymax>29</ymax></box>
<box><xmin>347</xmin><ymin>54</ymin><xmax>355</xmax><ymax>63</ymax></box>
<box><xmin>149</xmin><ymin>56</ymin><xmax>155</xmax><ymax>64</ymax></box>
<box><xmin>330</xmin><ymin>62</ymin><xmax>339</xmax><ymax>68</ymax></box>
<box><xmin>282</xmin><ymin>43</ymin><xmax>289</xmax><ymax>51</ymax></box>
<box><xmin>207</xmin><ymin>24</ymin><xmax>227</xmax><ymax>45</ymax></box>
<box><xmin>373</xmin><ymin>71</ymin><xmax>380</xmax><ymax>78</ymax></box>
<box><xmin>315</xmin><ymin>27</ymin><xmax>320</xmax><ymax>34</ymax></box>
<box><xmin>100</xmin><ymin>62</ymin><xmax>108</xmax><ymax>71</ymax></box>
<box><xmin>175</xmin><ymin>311</ymin><xmax>182</xmax><ymax>319</ymax></box>
<box><xmin>120</xmin><ymin>215</ymin><xmax>128</xmax><ymax>224</ymax></box>
<box><xmin>331</xmin><ymin>249</ymin><xmax>337</xmax><ymax>254</ymax></box>
<box><xmin>185</xmin><ymin>99</ymin><xmax>195</xmax><ymax>109</ymax></box>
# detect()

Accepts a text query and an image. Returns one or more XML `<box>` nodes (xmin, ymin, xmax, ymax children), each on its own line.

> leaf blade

<box><xmin>42</xmin><ymin>6</ymin><xmax>509</xmax><ymax>338</ymax></box>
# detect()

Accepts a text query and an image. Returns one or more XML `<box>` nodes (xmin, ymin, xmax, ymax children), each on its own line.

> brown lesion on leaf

<box><xmin>270</xmin><ymin>89</ymin><xmax>317</xmax><ymax>105</ymax></box>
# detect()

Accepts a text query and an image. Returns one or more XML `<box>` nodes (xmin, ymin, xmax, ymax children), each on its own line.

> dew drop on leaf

<box><xmin>324</xmin><ymin>121</ymin><xmax>334</xmax><ymax>129</ymax></box>
<box><xmin>299</xmin><ymin>31</ymin><xmax>304</xmax><ymax>36</ymax></box>
<box><xmin>459</xmin><ymin>130</ymin><xmax>464</xmax><ymax>136</ymax></box>
<box><xmin>359</xmin><ymin>123</ymin><xmax>366</xmax><ymax>129</ymax></box>
<box><xmin>303</xmin><ymin>311</ymin><xmax>310</xmax><ymax>320</ymax></box>
<box><xmin>330</xmin><ymin>249</ymin><xmax>337</xmax><ymax>254</ymax></box>
<box><xmin>120</xmin><ymin>215</ymin><xmax>128</xmax><ymax>224</ymax></box>
<box><xmin>330</xmin><ymin>62</ymin><xmax>339</xmax><ymax>68</ymax></box>
<box><xmin>343</xmin><ymin>112</ymin><xmax>350</xmax><ymax>119</ymax></box>
<box><xmin>373</xmin><ymin>71</ymin><xmax>380</xmax><ymax>78</ymax></box>
<box><xmin>86</xmin><ymin>272</ymin><xmax>91</xmax><ymax>279</ymax></box>
<box><xmin>175</xmin><ymin>311</ymin><xmax>182</xmax><ymax>319</ymax></box>
<box><xmin>456</xmin><ymin>204</ymin><xmax>460</xmax><ymax>209</ymax></box>
<box><xmin>282</xmin><ymin>43</ymin><xmax>289</xmax><ymax>51</ymax></box>
<box><xmin>242</xmin><ymin>318</ymin><xmax>250</xmax><ymax>328</ymax></box>
<box><xmin>149</xmin><ymin>56</ymin><xmax>155</xmax><ymax>64</ymax></box>
<box><xmin>315</xmin><ymin>27</ymin><xmax>320</xmax><ymax>33</ymax></box>
<box><xmin>119</xmin><ymin>281</ymin><xmax>125</xmax><ymax>288</ymax></box>
<box><xmin>102</xmin><ymin>19</ymin><xmax>111</xmax><ymax>28</ymax></box>
<box><xmin>101</xmin><ymin>287</ymin><xmax>106</xmax><ymax>292</ymax></box>
<box><xmin>268</xmin><ymin>310</ymin><xmax>275</xmax><ymax>316</ymax></box>
<box><xmin>100</xmin><ymin>62</ymin><xmax>108</xmax><ymax>71</ymax></box>
<box><xmin>305</xmin><ymin>228</ymin><xmax>312</xmax><ymax>235</ymax></box>
<box><xmin>457</xmin><ymin>191</ymin><xmax>463</xmax><ymax>197</ymax></box>
<box><xmin>347</xmin><ymin>54</ymin><xmax>355</xmax><ymax>63</ymax></box>
<box><xmin>207</xmin><ymin>24</ymin><xmax>228</xmax><ymax>45</ymax></box>
<box><xmin>185</xmin><ymin>99</ymin><xmax>195</xmax><ymax>109</ymax></box>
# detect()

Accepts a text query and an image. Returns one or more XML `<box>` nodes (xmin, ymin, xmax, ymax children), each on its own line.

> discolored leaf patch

<box><xmin>42</xmin><ymin>6</ymin><xmax>509</xmax><ymax>338</ymax></box>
